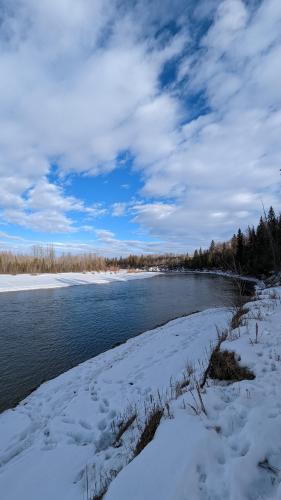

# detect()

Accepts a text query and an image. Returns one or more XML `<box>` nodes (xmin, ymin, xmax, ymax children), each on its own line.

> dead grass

<box><xmin>201</xmin><ymin>325</ymin><xmax>255</xmax><ymax>386</ymax></box>
<box><xmin>248</xmin><ymin>309</ymin><xmax>264</xmax><ymax>321</ymax></box>
<box><xmin>208</xmin><ymin>349</ymin><xmax>255</xmax><ymax>382</ymax></box>
<box><xmin>258</xmin><ymin>458</ymin><xmax>280</xmax><ymax>475</ymax></box>
<box><xmin>230</xmin><ymin>306</ymin><xmax>249</xmax><ymax>330</ymax></box>
<box><xmin>92</xmin><ymin>469</ymin><xmax>120</xmax><ymax>500</ymax></box>
<box><xmin>249</xmin><ymin>323</ymin><xmax>260</xmax><ymax>345</ymax></box>
<box><xmin>228</xmin><ymin>328</ymin><xmax>241</xmax><ymax>341</ymax></box>
<box><xmin>188</xmin><ymin>381</ymin><xmax>208</xmax><ymax>416</ymax></box>
<box><xmin>269</xmin><ymin>289</ymin><xmax>279</xmax><ymax>300</ymax></box>
<box><xmin>200</xmin><ymin>327</ymin><xmax>228</xmax><ymax>388</ymax></box>
<box><xmin>113</xmin><ymin>413</ymin><xmax>137</xmax><ymax>447</ymax></box>
<box><xmin>134</xmin><ymin>406</ymin><xmax>164</xmax><ymax>457</ymax></box>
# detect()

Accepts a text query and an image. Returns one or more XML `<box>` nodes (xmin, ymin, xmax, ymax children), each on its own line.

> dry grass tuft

<box><xmin>113</xmin><ymin>413</ymin><xmax>137</xmax><ymax>447</ymax></box>
<box><xmin>134</xmin><ymin>406</ymin><xmax>164</xmax><ymax>457</ymax></box>
<box><xmin>200</xmin><ymin>327</ymin><xmax>228</xmax><ymax>388</ymax></box>
<box><xmin>209</xmin><ymin>349</ymin><xmax>255</xmax><ymax>382</ymax></box>
<box><xmin>92</xmin><ymin>469</ymin><xmax>120</xmax><ymax>500</ymax></box>
<box><xmin>230</xmin><ymin>307</ymin><xmax>249</xmax><ymax>330</ymax></box>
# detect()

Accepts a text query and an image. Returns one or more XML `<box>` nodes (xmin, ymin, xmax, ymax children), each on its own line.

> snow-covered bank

<box><xmin>0</xmin><ymin>270</ymin><xmax>158</xmax><ymax>293</ymax></box>
<box><xmin>190</xmin><ymin>268</ymin><xmax>261</xmax><ymax>284</ymax></box>
<box><xmin>106</xmin><ymin>287</ymin><xmax>281</xmax><ymax>500</ymax></box>
<box><xmin>150</xmin><ymin>266</ymin><xmax>262</xmax><ymax>285</ymax></box>
<box><xmin>0</xmin><ymin>286</ymin><xmax>281</xmax><ymax>499</ymax></box>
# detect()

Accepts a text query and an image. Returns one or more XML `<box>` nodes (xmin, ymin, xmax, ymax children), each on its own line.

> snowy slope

<box><xmin>0</xmin><ymin>270</ymin><xmax>158</xmax><ymax>293</ymax></box>
<box><xmin>0</xmin><ymin>286</ymin><xmax>281</xmax><ymax>500</ymax></box>
<box><xmin>106</xmin><ymin>287</ymin><xmax>281</xmax><ymax>500</ymax></box>
<box><xmin>0</xmin><ymin>307</ymin><xmax>229</xmax><ymax>499</ymax></box>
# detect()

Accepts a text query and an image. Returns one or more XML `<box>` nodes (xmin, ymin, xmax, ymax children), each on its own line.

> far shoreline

<box><xmin>0</xmin><ymin>270</ymin><xmax>159</xmax><ymax>294</ymax></box>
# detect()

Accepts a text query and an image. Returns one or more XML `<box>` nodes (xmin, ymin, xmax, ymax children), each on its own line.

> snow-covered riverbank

<box><xmin>192</xmin><ymin>268</ymin><xmax>261</xmax><ymax>283</ymax></box>
<box><xmin>0</xmin><ymin>270</ymin><xmax>158</xmax><ymax>293</ymax></box>
<box><xmin>1</xmin><ymin>285</ymin><xmax>281</xmax><ymax>499</ymax></box>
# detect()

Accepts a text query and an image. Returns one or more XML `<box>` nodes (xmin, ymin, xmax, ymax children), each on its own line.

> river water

<box><xmin>0</xmin><ymin>272</ymin><xmax>253</xmax><ymax>412</ymax></box>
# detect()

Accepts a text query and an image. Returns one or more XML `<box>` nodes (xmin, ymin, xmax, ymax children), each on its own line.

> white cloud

<box><xmin>133</xmin><ymin>0</ymin><xmax>281</xmax><ymax>248</ymax></box>
<box><xmin>0</xmin><ymin>231</ymin><xmax>24</xmax><ymax>241</ymax></box>
<box><xmin>94</xmin><ymin>229</ymin><xmax>188</xmax><ymax>257</ymax></box>
<box><xmin>112</xmin><ymin>203</ymin><xmax>127</xmax><ymax>217</ymax></box>
<box><xmin>0</xmin><ymin>177</ymin><xmax>106</xmax><ymax>233</ymax></box>
<box><xmin>132</xmin><ymin>202</ymin><xmax>177</xmax><ymax>221</ymax></box>
<box><xmin>0</xmin><ymin>0</ymin><xmax>281</xmax><ymax>251</ymax></box>
<box><xmin>0</xmin><ymin>0</ymin><xmax>187</xmax><ymax>234</ymax></box>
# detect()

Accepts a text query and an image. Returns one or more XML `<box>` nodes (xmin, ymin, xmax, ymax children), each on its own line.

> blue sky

<box><xmin>0</xmin><ymin>0</ymin><xmax>280</xmax><ymax>256</ymax></box>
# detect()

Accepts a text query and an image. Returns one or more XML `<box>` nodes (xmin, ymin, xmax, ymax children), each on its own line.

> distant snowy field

<box><xmin>1</xmin><ymin>285</ymin><xmax>281</xmax><ymax>499</ymax></box>
<box><xmin>0</xmin><ymin>270</ymin><xmax>158</xmax><ymax>293</ymax></box>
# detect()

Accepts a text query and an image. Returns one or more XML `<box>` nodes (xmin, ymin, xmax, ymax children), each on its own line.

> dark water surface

<box><xmin>0</xmin><ymin>273</ymin><xmax>252</xmax><ymax>412</ymax></box>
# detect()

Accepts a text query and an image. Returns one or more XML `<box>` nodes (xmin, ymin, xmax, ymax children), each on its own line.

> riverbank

<box><xmin>150</xmin><ymin>266</ymin><xmax>262</xmax><ymax>285</ymax></box>
<box><xmin>191</xmin><ymin>268</ymin><xmax>261</xmax><ymax>283</ymax></box>
<box><xmin>1</xmin><ymin>284</ymin><xmax>281</xmax><ymax>499</ymax></box>
<box><xmin>0</xmin><ymin>270</ymin><xmax>159</xmax><ymax>293</ymax></box>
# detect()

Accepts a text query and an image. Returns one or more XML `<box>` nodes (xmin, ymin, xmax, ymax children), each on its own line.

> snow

<box><xmin>0</xmin><ymin>270</ymin><xmax>158</xmax><ymax>293</ymax></box>
<box><xmin>1</xmin><ymin>285</ymin><xmax>281</xmax><ymax>499</ymax></box>
<box><xmin>106</xmin><ymin>287</ymin><xmax>281</xmax><ymax>500</ymax></box>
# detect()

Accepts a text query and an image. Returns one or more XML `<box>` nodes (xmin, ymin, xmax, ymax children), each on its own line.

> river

<box><xmin>0</xmin><ymin>272</ymin><xmax>253</xmax><ymax>412</ymax></box>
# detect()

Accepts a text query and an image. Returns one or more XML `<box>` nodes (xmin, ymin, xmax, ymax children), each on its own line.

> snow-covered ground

<box><xmin>0</xmin><ymin>286</ymin><xmax>281</xmax><ymax>499</ymax></box>
<box><xmin>0</xmin><ymin>270</ymin><xmax>158</xmax><ymax>293</ymax></box>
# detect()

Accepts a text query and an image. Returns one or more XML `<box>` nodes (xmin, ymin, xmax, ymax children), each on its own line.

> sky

<box><xmin>0</xmin><ymin>0</ymin><xmax>281</xmax><ymax>256</ymax></box>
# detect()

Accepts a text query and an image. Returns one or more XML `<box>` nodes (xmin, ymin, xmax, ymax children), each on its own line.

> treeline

<box><xmin>189</xmin><ymin>207</ymin><xmax>281</xmax><ymax>276</ymax></box>
<box><xmin>107</xmin><ymin>253</ymin><xmax>189</xmax><ymax>270</ymax></box>
<box><xmin>112</xmin><ymin>207</ymin><xmax>281</xmax><ymax>278</ymax></box>
<box><xmin>0</xmin><ymin>248</ymin><xmax>188</xmax><ymax>275</ymax></box>
<box><xmin>0</xmin><ymin>207</ymin><xmax>279</xmax><ymax>276</ymax></box>
<box><xmin>0</xmin><ymin>246</ymin><xmax>109</xmax><ymax>274</ymax></box>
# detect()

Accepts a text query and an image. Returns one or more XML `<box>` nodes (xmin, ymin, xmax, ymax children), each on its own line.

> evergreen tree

<box><xmin>236</xmin><ymin>229</ymin><xmax>244</xmax><ymax>270</ymax></box>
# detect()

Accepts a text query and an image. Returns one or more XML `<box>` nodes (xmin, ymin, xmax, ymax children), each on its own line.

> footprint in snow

<box><xmin>99</xmin><ymin>403</ymin><xmax>109</xmax><ymax>413</ymax></box>
<box><xmin>108</xmin><ymin>410</ymin><xmax>116</xmax><ymax>419</ymax></box>
<box><xmin>79</xmin><ymin>419</ymin><xmax>92</xmax><ymax>430</ymax></box>
<box><xmin>62</xmin><ymin>417</ymin><xmax>75</xmax><ymax>424</ymax></box>
<box><xmin>91</xmin><ymin>392</ymin><xmax>98</xmax><ymax>401</ymax></box>
<box><xmin>98</xmin><ymin>419</ymin><xmax>107</xmax><ymax>431</ymax></box>
<box><xmin>196</xmin><ymin>464</ymin><xmax>207</xmax><ymax>484</ymax></box>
